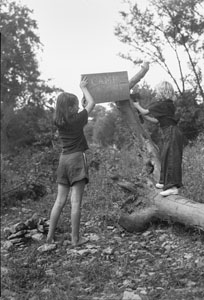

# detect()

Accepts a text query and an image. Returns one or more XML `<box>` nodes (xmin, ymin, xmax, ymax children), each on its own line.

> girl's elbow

<box><xmin>143</xmin><ymin>109</ymin><xmax>150</xmax><ymax>115</ymax></box>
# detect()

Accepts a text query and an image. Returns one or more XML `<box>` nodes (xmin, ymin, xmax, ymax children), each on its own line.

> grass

<box><xmin>181</xmin><ymin>133</ymin><xmax>204</xmax><ymax>203</ymax></box>
<box><xmin>1</xmin><ymin>134</ymin><xmax>204</xmax><ymax>300</ymax></box>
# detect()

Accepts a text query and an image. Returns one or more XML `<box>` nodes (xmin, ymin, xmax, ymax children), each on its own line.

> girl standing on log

<box><xmin>131</xmin><ymin>81</ymin><xmax>183</xmax><ymax>196</ymax></box>
<box><xmin>46</xmin><ymin>77</ymin><xmax>95</xmax><ymax>246</ymax></box>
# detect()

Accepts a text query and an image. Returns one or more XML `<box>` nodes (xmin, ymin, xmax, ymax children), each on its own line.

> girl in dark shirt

<box><xmin>132</xmin><ymin>81</ymin><xmax>183</xmax><ymax>196</ymax></box>
<box><xmin>46</xmin><ymin>77</ymin><xmax>95</xmax><ymax>246</ymax></box>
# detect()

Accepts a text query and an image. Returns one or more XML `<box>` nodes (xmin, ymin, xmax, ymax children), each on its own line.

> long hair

<box><xmin>155</xmin><ymin>81</ymin><xmax>175</xmax><ymax>101</ymax></box>
<box><xmin>54</xmin><ymin>92</ymin><xmax>78</xmax><ymax>127</ymax></box>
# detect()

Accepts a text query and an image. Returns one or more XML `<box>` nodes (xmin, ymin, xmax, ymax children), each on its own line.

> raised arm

<box><xmin>143</xmin><ymin>115</ymin><xmax>159</xmax><ymax>124</ymax></box>
<box><xmin>129</xmin><ymin>62</ymin><xmax>150</xmax><ymax>90</ymax></box>
<box><xmin>80</xmin><ymin>76</ymin><xmax>95</xmax><ymax>114</ymax></box>
<box><xmin>133</xmin><ymin>101</ymin><xmax>149</xmax><ymax>115</ymax></box>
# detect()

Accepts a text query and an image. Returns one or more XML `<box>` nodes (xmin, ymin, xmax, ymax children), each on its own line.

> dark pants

<box><xmin>159</xmin><ymin>126</ymin><xmax>183</xmax><ymax>190</ymax></box>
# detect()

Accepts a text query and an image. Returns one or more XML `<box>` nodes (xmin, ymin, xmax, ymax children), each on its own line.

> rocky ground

<box><xmin>1</xmin><ymin>194</ymin><xmax>204</xmax><ymax>300</ymax></box>
<box><xmin>1</xmin><ymin>142</ymin><xmax>204</xmax><ymax>300</ymax></box>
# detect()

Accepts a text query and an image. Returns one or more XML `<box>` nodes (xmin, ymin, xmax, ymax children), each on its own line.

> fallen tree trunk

<box><xmin>115</xmin><ymin>62</ymin><xmax>204</xmax><ymax>232</ymax></box>
<box><xmin>117</xmin><ymin>180</ymin><xmax>204</xmax><ymax>232</ymax></box>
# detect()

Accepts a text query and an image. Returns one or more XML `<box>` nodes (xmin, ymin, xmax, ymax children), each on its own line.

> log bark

<box><xmin>152</xmin><ymin>193</ymin><xmax>204</xmax><ymax>231</ymax></box>
<box><xmin>116</xmin><ymin>62</ymin><xmax>204</xmax><ymax>232</ymax></box>
<box><xmin>117</xmin><ymin>180</ymin><xmax>204</xmax><ymax>232</ymax></box>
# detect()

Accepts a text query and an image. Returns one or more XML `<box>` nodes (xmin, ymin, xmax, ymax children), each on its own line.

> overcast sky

<box><xmin>20</xmin><ymin>0</ymin><xmax>174</xmax><ymax>100</ymax></box>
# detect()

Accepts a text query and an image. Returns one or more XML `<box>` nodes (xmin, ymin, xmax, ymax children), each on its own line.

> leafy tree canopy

<box><xmin>115</xmin><ymin>0</ymin><xmax>204</xmax><ymax>100</ymax></box>
<box><xmin>0</xmin><ymin>0</ymin><xmax>61</xmax><ymax>152</ymax></box>
<box><xmin>0</xmin><ymin>0</ymin><xmax>60</xmax><ymax>109</ymax></box>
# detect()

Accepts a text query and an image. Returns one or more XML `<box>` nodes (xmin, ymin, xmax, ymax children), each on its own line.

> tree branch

<box><xmin>182</xmin><ymin>37</ymin><xmax>204</xmax><ymax>101</ymax></box>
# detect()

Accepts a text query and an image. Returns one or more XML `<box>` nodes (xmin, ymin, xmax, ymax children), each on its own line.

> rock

<box><xmin>1</xmin><ymin>267</ymin><xmax>9</xmax><ymax>276</ymax></box>
<box><xmin>25</xmin><ymin>213</ymin><xmax>40</xmax><ymax>229</ymax></box>
<box><xmin>37</xmin><ymin>224</ymin><xmax>44</xmax><ymax>233</ymax></box>
<box><xmin>123</xmin><ymin>279</ymin><xmax>132</xmax><ymax>287</ymax></box>
<box><xmin>102</xmin><ymin>246</ymin><xmax>114</xmax><ymax>255</ymax></box>
<box><xmin>7</xmin><ymin>230</ymin><xmax>27</xmax><ymax>240</ymax></box>
<box><xmin>159</xmin><ymin>234</ymin><xmax>168</xmax><ymax>242</ymax></box>
<box><xmin>73</xmin><ymin>249</ymin><xmax>91</xmax><ymax>256</ymax></box>
<box><xmin>24</xmin><ymin>229</ymin><xmax>38</xmax><ymax>238</ymax></box>
<box><xmin>137</xmin><ymin>288</ymin><xmax>147</xmax><ymax>295</ymax></box>
<box><xmin>122</xmin><ymin>290</ymin><xmax>142</xmax><ymax>300</ymax></box>
<box><xmin>3</xmin><ymin>227</ymin><xmax>12</xmax><ymax>238</ymax></box>
<box><xmin>12</xmin><ymin>222</ymin><xmax>27</xmax><ymax>233</ymax></box>
<box><xmin>67</xmin><ymin>247</ymin><xmax>98</xmax><ymax>256</ymax></box>
<box><xmin>2</xmin><ymin>241</ymin><xmax>14</xmax><ymax>251</ymax></box>
<box><xmin>44</xmin><ymin>220</ymin><xmax>50</xmax><ymax>226</ymax></box>
<box><xmin>38</xmin><ymin>217</ymin><xmax>47</xmax><ymax>224</ymax></box>
<box><xmin>9</xmin><ymin>237</ymin><xmax>25</xmax><ymax>244</ymax></box>
<box><xmin>32</xmin><ymin>233</ymin><xmax>44</xmax><ymax>241</ymax></box>
<box><xmin>89</xmin><ymin>233</ymin><xmax>100</xmax><ymax>241</ymax></box>
<box><xmin>63</xmin><ymin>240</ymin><xmax>72</xmax><ymax>246</ymax></box>
<box><xmin>164</xmin><ymin>244</ymin><xmax>171</xmax><ymax>253</ymax></box>
<box><xmin>107</xmin><ymin>226</ymin><xmax>114</xmax><ymax>230</ymax></box>
<box><xmin>195</xmin><ymin>257</ymin><xmax>204</xmax><ymax>268</ymax></box>
<box><xmin>25</xmin><ymin>219</ymin><xmax>37</xmax><ymax>229</ymax></box>
<box><xmin>187</xmin><ymin>280</ymin><xmax>196</xmax><ymax>287</ymax></box>
<box><xmin>15</xmin><ymin>242</ymin><xmax>25</xmax><ymax>247</ymax></box>
<box><xmin>86</xmin><ymin>244</ymin><xmax>99</xmax><ymax>249</ymax></box>
<box><xmin>22</xmin><ymin>208</ymin><xmax>32</xmax><ymax>214</ymax></box>
<box><xmin>37</xmin><ymin>243</ymin><xmax>57</xmax><ymax>253</ymax></box>
<box><xmin>45</xmin><ymin>269</ymin><xmax>55</xmax><ymax>276</ymax></box>
<box><xmin>115</xmin><ymin>269</ymin><xmax>123</xmax><ymax>277</ymax></box>
<box><xmin>41</xmin><ymin>287</ymin><xmax>52</xmax><ymax>293</ymax></box>
<box><xmin>184</xmin><ymin>253</ymin><xmax>193</xmax><ymax>260</ymax></box>
<box><xmin>30</xmin><ymin>229</ymin><xmax>39</xmax><ymax>235</ymax></box>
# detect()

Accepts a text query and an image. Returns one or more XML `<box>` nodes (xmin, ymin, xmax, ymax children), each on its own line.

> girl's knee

<box><xmin>71</xmin><ymin>195</ymin><xmax>82</xmax><ymax>208</ymax></box>
<box><xmin>55</xmin><ymin>195</ymin><xmax>67</xmax><ymax>210</ymax></box>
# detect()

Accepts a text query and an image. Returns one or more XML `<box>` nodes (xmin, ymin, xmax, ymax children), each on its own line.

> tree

<box><xmin>83</xmin><ymin>105</ymin><xmax>107</xmax><ymax>144</ymax></box>
<box><xmin>92</xmin><ymin>105</ymin><xmax>134</xmax><ymax>149</ymax></box>
<box><xmin>115</xmin><ymin>0</ymin><xmax>204</xmax><ymax>100</ymax></box>
<box><xmin>0</xmin><ymin>0</ymin><xmax>60</xmax><ymax>151</ymax></box>
<box><xmin>175</xmin><ymin>91</ymin><xmax>204</xmax><ymax>140</ymax></box>
<box><xmin>113</xmin><ymin>64</ymin><xmax>204</xmax><ymax>232</ymax></box>
<box><xmin>1</xmin><ymin>0</ymin><xmax>41</xmax><ymax>108</ymax></box>
<box><xmin>93</xmin><ymin>111</ymin><xmax>118</xmax><ymax>147</ymax></box>
<box><xmin>89</xmin><ymin>105</ymin><xmax>107</xmax><ymax>122</ymax></box>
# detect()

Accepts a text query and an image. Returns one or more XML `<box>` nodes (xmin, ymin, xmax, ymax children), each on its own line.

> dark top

<box><xmin>57</xmin><ymin>109</ymin><xmax>88</xmax><ymax>154</ymax></box>
<box><xmin>148</xmin><ymin>99</ymin><xmax>177</xmax><ymax>128</ymax></box>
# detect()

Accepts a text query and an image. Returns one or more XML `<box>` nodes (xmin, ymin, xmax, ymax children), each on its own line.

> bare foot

<box><xmin>72</xmin><ymin>237</ymin><xmax>89</xmax><ymax>247</ymax></box>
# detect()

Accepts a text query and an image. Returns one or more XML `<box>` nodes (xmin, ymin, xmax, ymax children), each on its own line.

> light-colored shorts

<box><xmin>57</xmin><ymin>152</ymin><xmax>89</xmax><ymax>187</ymax></box>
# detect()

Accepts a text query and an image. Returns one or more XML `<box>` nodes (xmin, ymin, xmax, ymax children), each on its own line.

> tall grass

<box><xmin>181</xmin><ymin>133</ymin><xmax>204</xmax><ymax>203</ymax></box>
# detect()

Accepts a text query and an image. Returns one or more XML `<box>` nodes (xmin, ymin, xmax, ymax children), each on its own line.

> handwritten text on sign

<box><xmin>81</xmin><ymin>71</ymin><xmax>129</xmax><ymax>103</ymax></box>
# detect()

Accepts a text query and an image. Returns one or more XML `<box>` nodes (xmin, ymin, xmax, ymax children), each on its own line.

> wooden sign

<box><xmin>81</xmin><ymin>71</ymin><xmax>129</xmax><ymax>103</ymax></box>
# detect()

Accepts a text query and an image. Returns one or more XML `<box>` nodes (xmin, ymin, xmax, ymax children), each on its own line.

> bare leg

<box><xmin>46</xmin><ymin>184</ymin><xmax>69</xmax><ymax>243</ymax></box>
<box><xmin>71</xmin><ymin>179</ymin><xmax>88</xmax><ymax>246</ymax></box>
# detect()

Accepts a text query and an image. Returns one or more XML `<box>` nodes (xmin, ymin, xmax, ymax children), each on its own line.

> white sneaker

<box><xmin>156</xmin><ymin>183</ymin><xmax>164</xmax><ymax>189</ymax></box>
<box><xmin>160</xmin><ymin>187</ymin><xmax>178</xmax><ymax>196</ymax></box>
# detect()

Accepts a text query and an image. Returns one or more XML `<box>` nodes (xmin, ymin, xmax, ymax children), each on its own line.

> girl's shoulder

<box><xmin>74</xmin><ymin>109</ymin><xmax>88</xmax><ymax>121</ymax></box>
<box><xmin>148</xmin><ymin>99</ymin><xmax>175</xmax><ymax>118</ymax></box>
<box><xmin>77</xmin><ymin>109</ymin><xmax>88</xmax><ymax>117</ymax></box>
<box><xmin>148</xmin><ymin>100</ymin><xmax>163</xmax><ymax>109</ymax></box>
<box><xmin>69</xmin><ymin>109</ymin><xmax>88</xmax><ymax>126</ymax></box>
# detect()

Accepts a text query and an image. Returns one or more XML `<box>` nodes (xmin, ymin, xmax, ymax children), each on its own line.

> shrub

<box><xmin>176</xmin><ymin>91</ymin><xmax>204</xmax><ymax>140</ymax></box>
<box><xmin>181</xmin><ymin>133</ymin><xmax>204</xmax><ymax>203</ymax></box>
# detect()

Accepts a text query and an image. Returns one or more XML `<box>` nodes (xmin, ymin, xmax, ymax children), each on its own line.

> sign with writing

<box><xmin>81</xmin><ymin>71</ymin><xmax>129</xmax><ymax>103</ymax></box>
